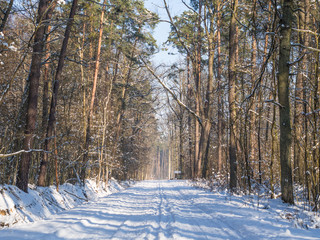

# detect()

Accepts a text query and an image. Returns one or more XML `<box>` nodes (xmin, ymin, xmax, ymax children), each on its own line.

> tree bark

<box><xmin>81</xmin><ymin>0</ymin><xmax>107</xmax><ymax>183</ymax></box>
<box><xmin>228</xmin><ymin>0</ymin><xmax>239</xmax><ymax>191</ymax></box>
<box><xmin>16</xmin><ymin>0</ymin><xmax>52</xmax><ymax>193</ymax></box>
<box><xmin>217</xmin><ymin>0</ymin><xmax>223</xmax><ymax>174</ymax></box>
<box><xmin>195</xmin><ymin>0</ymin><xmax>203</xmax><ymax>178</ymax></box>
<box><xmin>200</xmin><ymin>4</ymin><xmax>215</xmax><ymax>178</ymax></box>
<box><xmin>278</xmin><ymin>0</ymin><xmax>294</xmax><ymax>204</ymax></box>
<box><xmin>37</xmin><ymin>0</ymin><xmax>78</xmax><ymax>186</ymax></box>
<box><xmin>249</xmin><ymin>0</ymin><xmax>257</xmax><ymax>185</ymax></box>
<box><xmin>293</xmin><ymin>0</ymin><xmax>309</xmax><ymax>184</ymax></box>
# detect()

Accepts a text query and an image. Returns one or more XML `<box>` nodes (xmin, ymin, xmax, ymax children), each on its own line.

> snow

<box><xmin>57</xmin><ymin>0</ymin><xmax>66</xmax><ymax>4</ymax></box>
<box><xmin>1</xmin><ymin>180</ymin><xmax>320</xmax><ymax>239</ymax></box>
<box><xmin>0</xmin><ymin>179</ymin><xmax>128</xmax><ymax>228</ymax></box>
<box><xmin>8</xmin><ymin>45</ymin><xmax>17</xmax><ymax>52</ymax></box>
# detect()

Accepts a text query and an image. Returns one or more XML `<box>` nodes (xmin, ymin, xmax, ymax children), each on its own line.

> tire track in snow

<box><xmin>176</xmin><ymin>184</ymin><xmax>261</xmax><ymax>240</ymax></box>
<box><xmin>164</xmin><ymin>186</ymin><xmax>212</xmax><ymax>239</ymax></box>
<box><xmin>153</xmin><ymin>181</ymin><xmax>176</xmax><ymax>239</ymax></box>
<box><xmin>162</xmin><ymin>182</ymin><xmax>240</xmax><ymax>240</ymax></box>
<box><xmin>155</xmin><ymin>181</ymin><xmax>238</xmax><ymax>239</ymax></box>
<box><xmin>108</xmin><ymin>183</ymin><xmax>159</xmax><ymax>240</ymax></box>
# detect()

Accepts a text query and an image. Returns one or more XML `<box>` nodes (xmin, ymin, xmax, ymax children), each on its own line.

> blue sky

<box><xmin>144</xmin><ymin>0</ymin><xmax>187</xmax><ymax>65</ymax></box>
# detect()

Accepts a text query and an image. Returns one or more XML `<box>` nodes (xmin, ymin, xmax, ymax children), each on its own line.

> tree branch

<box><xmin>0</xmin><ymin>149</ymin><xmax>50</xmax><ymax>158</ymax></box>
<box><xmin>140</xmin><ymin>57</ymin><xmax>202</xmax><ymax>127</ymax></box>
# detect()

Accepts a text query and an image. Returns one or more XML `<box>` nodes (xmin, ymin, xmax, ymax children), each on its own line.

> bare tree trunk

<box><xmin>195</xmin><ymin>0</ymin><xmax>203</xmax><ymax>178</ymax></box>
<box><xmin>216</xmin><ymin>0</ymin><xmax>223</xmax><ymax>174</ymax></box>
<box><xmin>38</xmin><ymin>0</ymin><xmax>78</xmax><ymax>186</ymax></box>
<box><xmin>228</xmin><ymin>0</ymin><xmax>239</xmax><ymax>191</ymax></box>
<box><xmin>200</xmin><ymin>4</ymin><xmax>215</xmax><ymax>178</ymax></box>
<box><xmin>81</xmin><ymin>1</ymin><xmax>106</xmax><ymax>183</ymax></box>
<box><xmin>187</xmin><ymin>51</ymin><xmax>193</xmax><ymax>178</ymax></box>
<box><xmin>16</xmin><ymin>0</ymin><xmax>52</xmax><ymax>192</ymax></box>
<box><xmin>249</xmin><ymin>0</ymin><xmax>258</xmax><ymax>186</ymax></box>
<box><xmin>278</xmin><ymin>0</ymin><xmax>294</xmax><ymax>204</ymax></box>
<box><xmin>293</xmin><ymin>1</ymin><xmax>309</xmax><ymax>184</ymax></box>
<box><xmin>98</xmin><ymin>64</ymin><xmax>113</xmax><ymax>186</ymax></box>
<box><xmin>312</xmin><ymin>1</ymin><xmax>319</xmax><ymax>210</ymax></box>
<box><xmin>54</xmin><ymin>125</ymin><xmax>59</xmax><ymax>191</ymax></box>
<box><xmin>179</xmin><ymin>77</ymin><xmax>184</xmax><ymax>176</ymax></box>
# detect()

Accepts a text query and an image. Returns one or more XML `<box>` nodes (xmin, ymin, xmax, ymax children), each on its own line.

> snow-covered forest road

<box><xmin>1</xmin><ymin>180</ymin><xmax>320</xmax><ymax>240</ymax></box>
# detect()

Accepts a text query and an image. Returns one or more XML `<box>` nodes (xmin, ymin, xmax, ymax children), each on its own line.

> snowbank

<box><xmin>0</xmin><ymin>178</ymin><xmax>132</xmax><ymax>228</ymax></box>
<box><xmin>189</xmin><ymin>178</ymin><xmax>320</xmax><ymax>230</ymax></box>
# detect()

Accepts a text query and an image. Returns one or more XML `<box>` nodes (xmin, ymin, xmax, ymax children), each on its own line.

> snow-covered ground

<box><xmin>0</xmin><ymin>179</ymin><xmax>128</xmax><ymax>228</ymax></box>
<box><xmin>1</xmin><ymin>180</ymin><xmax>320</xmax><ymax>239</ymax></box>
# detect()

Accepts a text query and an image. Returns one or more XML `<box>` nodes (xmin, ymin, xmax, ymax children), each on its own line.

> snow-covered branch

<box><xmin>0</xmin><ymin>149</ymin><xmax>49</xmax><ymax>158</ymax></box>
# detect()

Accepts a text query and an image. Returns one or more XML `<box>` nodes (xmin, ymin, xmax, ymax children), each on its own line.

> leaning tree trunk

<box><xmin>16</xmin><ymin>0</ymin><xmax>52</xmax><ymax>193</ymax></box>
<box><xmin>278</xmin><ymin>0</ymin><xmax>294</xmax><ymax>204</ymax></box>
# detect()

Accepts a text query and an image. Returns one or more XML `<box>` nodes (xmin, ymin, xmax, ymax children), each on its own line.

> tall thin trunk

<box><xmin>260</xmin><ymin>0</ymin><xmax>272</xmax><ymax>186</ymax></box>
<box><xmin>278</xmin><ymin>0</ymin><xmax>294</xmax><ymax>204</ymax></box>
<box><xmin>312</xmin><ymin>1</ymin><xmax>319</xmax><ymax>210</ymax></box>
<box><xmin>81</xmin><ymin>1</ymin><xmax>106</xmax><ymax>183</ymax></box>
<box><xmin>79</xmin><ymin>11</ymin><xmax>87</xmax><ymax>153</ymax></box>
<box><xmin>41</xmin><ymin>2</ymin><xmax>57</xmax><ymax>134</ymax></box>
<box><xmin>293</xmin><ymin>1</ymin><xmax>309</xmax><ymax>184</ymax></box>
<box><xmin>187</xmin><ymin>50</ymin><xmax>193</xmax><ymax>178</ymax></box>
<box><xmin>179</xmin><ymin>73</ymin><xmax>184</xmax><ymax>175</ymax></box>
<box><xmin>217</xmin><ymin>0</ymin><xmax>223</xmax><ymax>174</ymax></box>
<box><xmin>195</xmin><ymin>0</ymin><xmax>202</xmax><ymax>178</ymax></box>
<box><xmin>228</xmin><ymin>0</ymin><xmax>239</xmax><ymax>191</ymax></box>
<box><xmin>98</xmin><ymin>63</ymin><xmax>113</xmax><ymax>186</ymax></box>
<box><xmin>16</xmin><ymin>0</ymin><xmax>52</xmax><ymax>192</ymax></box>
<box><xmin>247</xmin><ymin>0</ymin><xmax>257</xmax><ymax>187</ymax></box>
<box><xmin>37</xmin><ymin>0</ymin><xmax>78</xmax><ymax>186</ymax></box>
<box><xmin>54</xmin><ymin>125</ymin><xmax>59</xmax><ymax>191</ymax></box>
<box><xmin>269</xmin><ymin>47</ymin><xmax>278</xmax><ymax>199</ymax></box>
<box><xmin>200</xmin><ymin>5</ymin><xmax>215</xmax><ymax>178</ymax></box>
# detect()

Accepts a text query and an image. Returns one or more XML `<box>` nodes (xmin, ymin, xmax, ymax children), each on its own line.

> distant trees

<box><xmin>161</xmin><ymin>0</ymin><xmax>320</xmax><ymax>207</ymax></box>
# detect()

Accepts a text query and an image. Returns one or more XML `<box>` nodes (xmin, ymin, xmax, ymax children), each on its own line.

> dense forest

<box><xmin>0</xmin><ymin>0</ymin><xmax>319</xmax><ymax>210</ymax></box>
<box><xmin>0</xmin><ymin>0</ymin><xmax>159</xmax><ymax>191</ymax></box>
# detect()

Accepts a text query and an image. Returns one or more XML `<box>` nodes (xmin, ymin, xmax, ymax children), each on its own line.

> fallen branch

<box><xmin>63</xmin><ymin>190</ymin><xmax>88</xmax><ymax>202</ymax></box>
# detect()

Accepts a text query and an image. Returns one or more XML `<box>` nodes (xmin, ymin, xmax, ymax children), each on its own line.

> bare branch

<box><xmin>140</xmin><ymin>57</ymin><xmax>202</xmax><ymax>127</ymax></box>
<box><xmin>292</xmin><ymin>28</ymin><xmax>320</xmax><ymax>36</ymax></box>
<box><xmin>291</xmin><ymin>43</ymin><xmax>320</xmax><ymax>53</ymax></box>
<box><xmin>288</xmin><ymin>52</ymin><xmax>306</xmax><ymax>66</ymax></box>
<box><xmin>0</xmin><ymin>149</ymin><xmax>49</xmax><ymax>158</ymax></box>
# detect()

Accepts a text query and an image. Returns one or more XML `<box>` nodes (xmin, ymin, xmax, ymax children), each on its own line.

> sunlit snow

<box><xmin>1</xmin><ymin>181</ymin><xmax>320</xmax><ymax>239</ymax></box>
